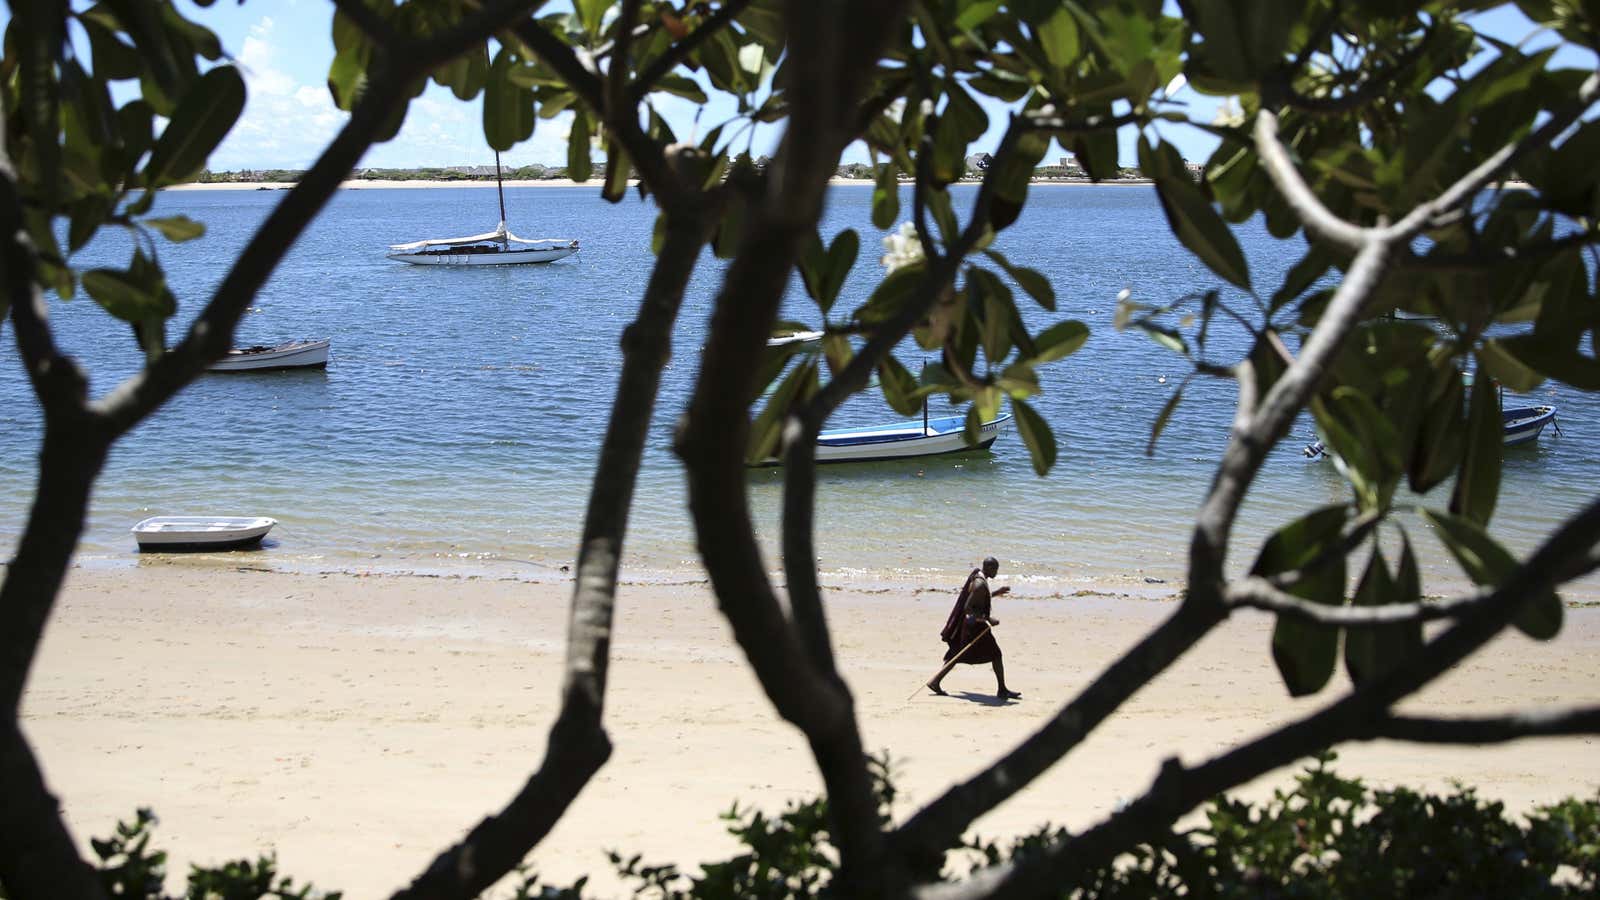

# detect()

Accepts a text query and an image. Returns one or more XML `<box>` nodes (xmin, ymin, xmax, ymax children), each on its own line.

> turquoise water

<box><xmin>2</xmin><ymin>185</ymin><xmax>1596</xmax><ymax>597</ymax></box>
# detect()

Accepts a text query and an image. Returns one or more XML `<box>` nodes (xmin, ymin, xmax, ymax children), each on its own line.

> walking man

<box><xmin>928</xmin><ymin>556</ymin><xmax>1021</xmax><ymax>699</ymax></box>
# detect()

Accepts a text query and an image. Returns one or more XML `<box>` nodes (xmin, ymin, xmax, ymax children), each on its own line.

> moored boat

<box><xmin>208</xmin><ymin>338</ymin><xmax>330</xmax><ymax>372</ymax></box>
<box><xmin>132</xmin><ymin>516</ymin><xmax>277</xmax><ymax>551</ymax></box>
<box><xmin>756</xmin><ymin>413</ymin><xmax>1010</xmax><ymax>465</ymax></box>
<box><xmin>1304</xmin><ymin>403</ymin><xmax>1558</xmax><ymax>458</ymax></box>
<box><xmin>387</xmin><ymin>150</ymin><xmax>578</xmax><ymax>266</ymax></box>
<box><xmin>1503</xmin><ymin>405</ymin><xmax>1557</xmax><ymax>445</ymax></box>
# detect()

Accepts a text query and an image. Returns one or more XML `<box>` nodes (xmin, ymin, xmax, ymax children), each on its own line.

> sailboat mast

<box><xmin>494</xmin><ymin>150</ymin><xmax>507</xmax><ymax>226</ymax></box>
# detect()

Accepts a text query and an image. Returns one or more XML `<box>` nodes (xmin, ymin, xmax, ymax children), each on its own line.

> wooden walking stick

<box><xmin>908</xmin><ymin>623</ymin><xmax>992</xmax><ymax>701</ymax></box>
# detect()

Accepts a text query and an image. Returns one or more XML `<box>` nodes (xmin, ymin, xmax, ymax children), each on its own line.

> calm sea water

<box><xmin>2</xmin><ymin>184</ymin><xmax>1596</xmax><ymax>598</ymax></box>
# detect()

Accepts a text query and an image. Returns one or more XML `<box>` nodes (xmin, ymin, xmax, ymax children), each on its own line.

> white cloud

<box><xmin>205</xmin><ymin>15</ymin><xmax>582</xmax><ymax>171</ymax></box>
<box><xmin>209</xmin><ymin>16</ymin><xmax>347</xmax><ymax>171</ymax></box>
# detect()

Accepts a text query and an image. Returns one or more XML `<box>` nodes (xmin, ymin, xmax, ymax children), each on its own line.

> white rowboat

<box><xmin>132</xmin><ymin>516</ymin><xmax>277</xmax><ymax>551</ymax></box>
<box><xmin>208</xmin><ymin>338</ymin><xmax>330</xmax><ymax>372</ymax></box>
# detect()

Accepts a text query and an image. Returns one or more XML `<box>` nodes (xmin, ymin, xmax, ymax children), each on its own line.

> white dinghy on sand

<box><xmin>132</xmin><ymin>516</ymin><xmax>277</xmax><ymax>551</ymax></box>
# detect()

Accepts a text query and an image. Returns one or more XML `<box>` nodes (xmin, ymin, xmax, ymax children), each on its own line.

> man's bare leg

<box><xmin>993</xmin><ymin>659</ymin><xmax>1021</xmax><ymax>699</ymax></box>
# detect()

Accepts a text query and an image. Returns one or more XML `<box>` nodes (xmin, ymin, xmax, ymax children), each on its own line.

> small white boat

<box><xmin>387</xmin><ymin>150</ymin><xmax>578</xmax><ymax>266</ymax></box>
<box><xmin>208</xmin><ymin>338</ymin><xmax>330</xmax><ymax>372</ymax></box>
<box><xmin>766</xmin><ymin>330</ymin><xmax>825</xmax><ymax>347</ymax></box>
<box><xmin>131</xmin><ymin>516</ymin><xmax>277</xmax><ymax>551</ymax></box>
<box><xmin>756</xmin><ymin>413</ymin><xmax>1010</xmax><ymax>465</ymax></box>
<box><xmin>1503</xmin><ymin>405</ymin><xmax>1558</xmax><ymax>445</ymax></box>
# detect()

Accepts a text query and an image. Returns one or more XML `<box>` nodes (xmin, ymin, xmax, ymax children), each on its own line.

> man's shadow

<box><xmin>945</xmin><ymin>690</ymin><xmax>1017</xmax><ymax>707</ymax></box>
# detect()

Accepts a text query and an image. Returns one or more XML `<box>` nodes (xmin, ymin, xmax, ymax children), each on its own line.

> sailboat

<box><xmin>386</xmin><ymin>152</ymin><xmax>580</xmax><ymax>266</ymax></box>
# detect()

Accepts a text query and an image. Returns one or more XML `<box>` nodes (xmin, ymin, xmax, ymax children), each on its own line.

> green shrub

<box><xmin>6</xmin><ymin>754</ymin><xmax>1594</xmax><ymax>899</ymax></box>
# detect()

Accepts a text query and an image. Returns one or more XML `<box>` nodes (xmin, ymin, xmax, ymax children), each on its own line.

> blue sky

<box><xmin>150</xmin><ymin>0</ymin><xmax>1230</xmax><ymax>172</ymax></box>
<box><xmin>12</xmin><ymin>3</ymin><xmax>1593</xmax><ymax>172</ymax></box>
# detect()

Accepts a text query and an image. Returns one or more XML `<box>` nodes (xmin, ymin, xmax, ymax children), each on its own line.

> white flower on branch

<box><xmin>880</xmin><ymin>222</ymin><xmax>924</xmax><ymax>272</ymax></box>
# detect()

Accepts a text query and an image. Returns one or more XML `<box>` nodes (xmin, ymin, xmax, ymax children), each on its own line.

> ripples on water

<box><xmin>2</xmin><ymin>184</ymin><xmax>1596</xmax><ymax>598</ymax></box>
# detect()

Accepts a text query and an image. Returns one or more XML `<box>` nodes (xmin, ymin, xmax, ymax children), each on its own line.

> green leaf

<box><xmin>1450</xmin><ymin>366</ymin><xmax>1503</xmax><ymax>527</ymax></box>
<box><xmin>651</xmin><ymin>73</ymin><xmax>708</xmax><ymax>103</ymax></box>
<box><xmin>1271</xmin><ymin>242</ymin><xmax>1334</xmax><ymax>312</ymax></box>
<box><xmin>969</xmin><ymin>268</ymin><xmax>1015</xmax><ymax>364</ymax></box>
<box><xmin>926</xmin><ymin>189</ymin><xmax>960</xmax><ymax>245</ymax></box>
<box><xmin>1141</xmin><ymin>138</ymin><xmax>1251</xmax><ymax>291</ymax></box>
<box><xmin>433</xmin><ymin>50</ymin><xmax>488</xmax><ymax>102</ymax></box>
<box><xmin>484</xmin><ymin>48</ymin><xmax>535</xmax><ymax>152</ymax></box>
<box><xmin>143</xmin><ymin>215</ymin><xmax>205</xmax><ymax>243</ymax></box>
<box><xmin>1027</xmin><ymin>320</ymin><xmax>1089</xmax><ymax>365</ymax></box>
<box><xmin>568</xmin><ymin>110</ymin><xmax>593</xmax><ymax>182</ymax></box>
<box><xmin>1408</xmin><ymin>364</ymin><xmax>1466</xmax><ymax>494</ymax></box>
<box><xmin>855</xmin><ymin>264</ymin><xmax>924</xmax><ymax>326</ymax></box>
<box><xmin>872</xmin><ymin>163</ymin><xmax>900</xmax><ymax>230</ymax></box>
<box><xmin>1012</xmin><ymin>398</ymin><xmax>1057</xmax><ymax>475</ymax></box>
<box><xmin>1034</xmin><ymin>6</ymin><xmax>1080</xmax><ymax>69</ymax></box>
<box><xmin>1312</xmin><ymin>386</ymin><xmax>1402</xmax><ymax>512</ymax></box>
<box><xmin>327</xmin><ymin>46</ymin><xmax>368</xmax><ymax>110</ymax></box>
<box><xmin>1253</xmin><ymin>505</ymin><xmax>1350</xmax><ymax>577</ymax></box>
<box><xmin>603</xmin><ymin>142</ymin><xmax>630</xmax><ymax>202</ymax></box>
<box><xmin>747</xmin><ymin>360</ymin><xmax>817</xmax><ymax>464</ymax></box>
<box><xmin>575</xmin><ymin>0</ymin><xmax>608</xmax><ymax>36</ymax></box>
<box><xmin>1072</xmin><ymin>126</ymin><xmax>1119</xmax><ymax>182</ymax></box>
<box><xmin>798</xmin><ymin>229</ymin><xmax>859</xmax><ymax>316</ymax></box>
<box><xmin>1145</xmin><ymin>386</ymin><xmax>1183</xmax><ymax>456</ymax></box>
<box><xmin>1421</xmin><ymin>508</ymin><xmax>1562</xmax><ymax>640</ymax></box>
<box><xmin>878</xmin><ymin>355</ymin><xmax>921</xmax><ymax>417</ymax></box>
<box><xmin>982</xmin><ymin>249</ymin><xmax>1055</xmax><ymax>311</ymax></box>
<box><xmin>83</xmin><ymin>268</ymin><xmax>165</xmax><ymax>322</ymax></box>
<box><xmin>143</xmin><ymin>65</ymin><xmax>245</xmax><ymax>187</ymax></box>
<box><xmin>1342</xmin><ymin>546</ymin><xmax>1423</xmax><ymax>687</ymax></box>
<box><xmin>1255</xmin><ymin>505</ymin><xmax>1349</xmax><ymax>697</ymax></box>
<box><xmin>1477</xmin><ymin>339</ymin><xmax>1546</xmax><ymax>393</ymax></box>
<box><xmin>987</xmin><ymin>130</ymin><xmax>1049</xmax><ymax>231</ymax></box>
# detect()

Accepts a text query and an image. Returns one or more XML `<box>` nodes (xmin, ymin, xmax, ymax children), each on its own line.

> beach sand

<box><xmin>21</xmin><ymin>563</ymin><xmax>1600</xmax><ymax>897</ymax></box>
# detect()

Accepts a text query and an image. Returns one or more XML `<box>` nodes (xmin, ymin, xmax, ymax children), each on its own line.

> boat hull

<box><xmin>388</xmin><ymin>245</ymin><xmax>579</xmax><ymax>266</ymax></box>
<box><xmin>208</xmin><ymin>339</ymin><xmax>330</xmax><ymax>372</ymax></box>
<box><xmin>1307</xmin><ymin>404</ymin><xmax>1557</xmax><ymax>458</ymax></box>
<box><xmin>754</xmin><ymin>415</ymin><xmax>1010</xmax><ymax>465</ymax></box>
<box><xmin>132</xmin><ymin>516</ymin><xmax>276</xmax><ymax>551</ymax></box>
<box><xmin>1503</xmin><ymin>405</ymin><xmax>1556</xmax><ymax>446</ymax></box>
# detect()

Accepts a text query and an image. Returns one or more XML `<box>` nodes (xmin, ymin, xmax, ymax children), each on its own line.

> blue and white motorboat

<box><xmin>1503</xmin><ymin>405</ymin><xmax>1558</xmax><ymax>445</ymax></box>
<box><xmin>1304</xmin><ymin>404</ymin><xmax>1558</xmax><ymax>458</ymax></box>
<box><xmin>794</xmin><ymin>413</ymin><xmax>1010</xmax><ymax>464</ymax></box>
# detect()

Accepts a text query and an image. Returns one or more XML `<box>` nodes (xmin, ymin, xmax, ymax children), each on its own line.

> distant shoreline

<box><xmin>167</xmin><ymin>177</ymin><xmax>1157</xmax><ymax>191</ymax></box>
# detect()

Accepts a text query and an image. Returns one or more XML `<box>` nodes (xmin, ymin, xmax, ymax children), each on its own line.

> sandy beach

<box><xmin>19</xmin><ymin>562</ymin><xmax>1600</xmax><ymax>897</ymax></box>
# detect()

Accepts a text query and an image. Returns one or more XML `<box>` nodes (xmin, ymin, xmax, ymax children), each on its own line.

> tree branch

<box><xmin>608</xmin><ymin>0</ymin><xmax>642</xmax><ymax>122</ymax></box>
<box><xmin>1226</xmin><ymin>576</ymin><xmax>1486</xmax><ymax>626</ymax></box>
<box><xmin>0</xmin><ymin>722</ymin><xmax>105</xmax><ymax>900</ymax></box>
<box><xmin>628</xmin><ymin>0</ymin><xmax>756</xmax><ymax>104</ymax></box>
<box><xmin>508</xmin><ymin>17</ymin><xmax>685</xmax><ymax>205</ymax></box>
<box><xmin>1187</xmin><ymin>240</ymin><xmax>1389</xmax><ymax>599</ymax></box>
<box><xmin>676</xmin><ymin>2</ymin><xmax>908</xmax><ymax>894</ymax></box>
<box><xmin>391</xmin><ymin>206</ymin><xmax>713</xmax><ymax>900</ymax></box>
<box><xmin>95</xmin><ymin>2</ymin><xmax>549</xmax><ymax>435</ymax></box>
<box><xmin>1372</xmin><ymin>707</ymin><xmax>1600</xmax><ymax>743</ymax></box>
<box><xmin>1282</xmin><ymin>22</ymin><xmax>1433</xmax><ymax>117</ymax></box>
<box><xmin>920</xmin><ymin>493</ymin><xmax>1600</xmax><ymax>899</ymax></box>
<box><xmin>331</xmin><ymin>0</ymin><xmax>397</xmax><ymax>45</ymax></box>
<box><xmin>1255</xmin><ymin>68</ymin><xmax>1600</xmax><ymax>252</ymax></box>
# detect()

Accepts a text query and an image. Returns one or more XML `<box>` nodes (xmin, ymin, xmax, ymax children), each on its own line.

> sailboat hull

<box><xmin>388</xmin><ymin>245</ymin><xmax>579</xmax><ymax>266</ymax></box>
